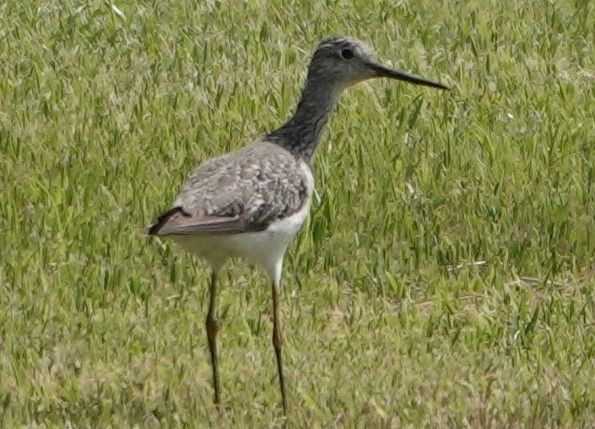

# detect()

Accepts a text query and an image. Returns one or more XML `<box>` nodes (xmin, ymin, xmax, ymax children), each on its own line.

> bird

<box><xmin>144</xmin><ymin>36</ymin><xmax>448</xmax><ymax>416</ymax></box>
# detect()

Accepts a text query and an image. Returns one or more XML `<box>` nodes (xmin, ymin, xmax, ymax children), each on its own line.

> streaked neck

<box><xmin>267</xmin><ymin>79</ymin><xmax>341</xmax><ymax>162</ymax></box>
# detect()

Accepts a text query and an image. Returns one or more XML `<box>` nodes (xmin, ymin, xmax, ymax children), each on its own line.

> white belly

<box><xmin>172</xmin><ymin>199</ymin><xmax>310</xmax><ymax>278</ymax></box>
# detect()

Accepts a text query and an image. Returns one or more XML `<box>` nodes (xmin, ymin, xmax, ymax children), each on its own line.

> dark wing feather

<box><xmin>146</xmin><ymin>207</ymin><xmax>250</xmax><ymax>236</ymax></box>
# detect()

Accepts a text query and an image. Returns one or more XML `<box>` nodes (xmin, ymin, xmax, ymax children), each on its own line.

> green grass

<box><xmin>1</xmin><ymin>0</ymin><xmax>594</xmax><ymax>427</ymax></box>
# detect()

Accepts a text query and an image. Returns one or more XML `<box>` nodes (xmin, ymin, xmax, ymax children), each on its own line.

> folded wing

<box><xmin>146</xmin><ymin>142</ymin><xmax>311</xmax><ymax>236</ymax></box>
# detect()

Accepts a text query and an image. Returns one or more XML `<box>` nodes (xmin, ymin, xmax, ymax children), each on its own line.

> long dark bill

<box><xmin>369</xmin><ymin>63</ymin><xmax>450</xmax><ymax>90</ymax></box>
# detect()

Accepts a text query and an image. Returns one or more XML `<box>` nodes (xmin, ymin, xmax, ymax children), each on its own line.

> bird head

<box><xmin>307</xmin><ymin>36</ymin><xmax>449</xmax><ymax>90</ymax></box>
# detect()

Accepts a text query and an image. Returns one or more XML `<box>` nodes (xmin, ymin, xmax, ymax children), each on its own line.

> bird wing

<box><xmin>145</xmin><ymin>207</ymin><xmax>247</xmax><ymax>235</ymax></box>
<box><xmin>146</xmin><ymin>141</ymin><xmax>312</xmax><ymax>236</ymax></box>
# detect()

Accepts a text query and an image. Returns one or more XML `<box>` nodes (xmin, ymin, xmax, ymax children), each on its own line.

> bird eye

<box><xmin>341</xmin><ymin>48</ymin><xmax>354</xmax><ymax>60</ymax></box>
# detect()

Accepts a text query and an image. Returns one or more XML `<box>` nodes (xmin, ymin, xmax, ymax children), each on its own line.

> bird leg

<box><xmin>271</xmin><ymin>280</ymin><xmax>288</xmax><ymax>416</ymax></box>
<box><xmin>205</xmin><ymin>271</ymin><xmax>221</xmax><ymax>405</ymax></box>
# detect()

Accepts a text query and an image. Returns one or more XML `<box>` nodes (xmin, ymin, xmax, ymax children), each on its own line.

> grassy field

<box><xmin>1</xmin><ymin>0</ymin><xmax>594</xmax><ymax>427</ymax></box>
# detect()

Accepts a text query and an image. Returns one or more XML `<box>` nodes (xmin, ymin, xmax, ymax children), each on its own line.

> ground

<box><xmin>1</xmin><ymin>0</ymin><xmax>594</xmax><ymax>427</ymax></box>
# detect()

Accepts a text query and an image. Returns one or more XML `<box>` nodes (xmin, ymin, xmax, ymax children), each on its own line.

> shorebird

<box><xmin>144</xmin><ymin>36</ymin><xmax>448</xmax><ymax>415</ymax></box>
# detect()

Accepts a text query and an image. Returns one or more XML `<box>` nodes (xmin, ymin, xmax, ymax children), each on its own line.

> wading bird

<box><xmin>144</xmin><ymin>36</ymin><xmax>448</xmax><ymax>416</ymax></box>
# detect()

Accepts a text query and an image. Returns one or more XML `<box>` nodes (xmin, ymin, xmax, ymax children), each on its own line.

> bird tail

<box><xmin>143</xmin><ymin>207</ymin><xmax>187</xmax><ymax>235</ymax></box>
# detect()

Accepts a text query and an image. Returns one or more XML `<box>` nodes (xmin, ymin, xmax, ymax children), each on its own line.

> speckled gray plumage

<box><xmin>164</xmin><ymin>142</ymin><xmax>309</xmax><ymax>234</ymax></box>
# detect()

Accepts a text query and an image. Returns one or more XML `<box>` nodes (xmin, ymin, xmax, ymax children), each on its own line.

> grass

<box><xmin>1</xmin><ymin>0</ymin><xmax>594</xmax><ymax>427</ymax></box>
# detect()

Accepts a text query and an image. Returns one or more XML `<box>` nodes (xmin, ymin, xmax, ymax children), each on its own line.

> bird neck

<box><xmin>267</xmin><ymin>78</ymin><xmax>342</xmax><ymax>162</ymax></box>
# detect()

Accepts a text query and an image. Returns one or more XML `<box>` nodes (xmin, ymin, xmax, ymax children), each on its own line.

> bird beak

<box><xmin>368</xmin><ymin>62</ymin><xmax>450</xmax><ymax>90</ymax></box>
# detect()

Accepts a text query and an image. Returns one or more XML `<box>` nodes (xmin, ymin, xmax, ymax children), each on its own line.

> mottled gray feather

<box><xmin>151</xmin><ymin>141</ymin><xmax>309</xmax><ymax>236</ymax></box>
